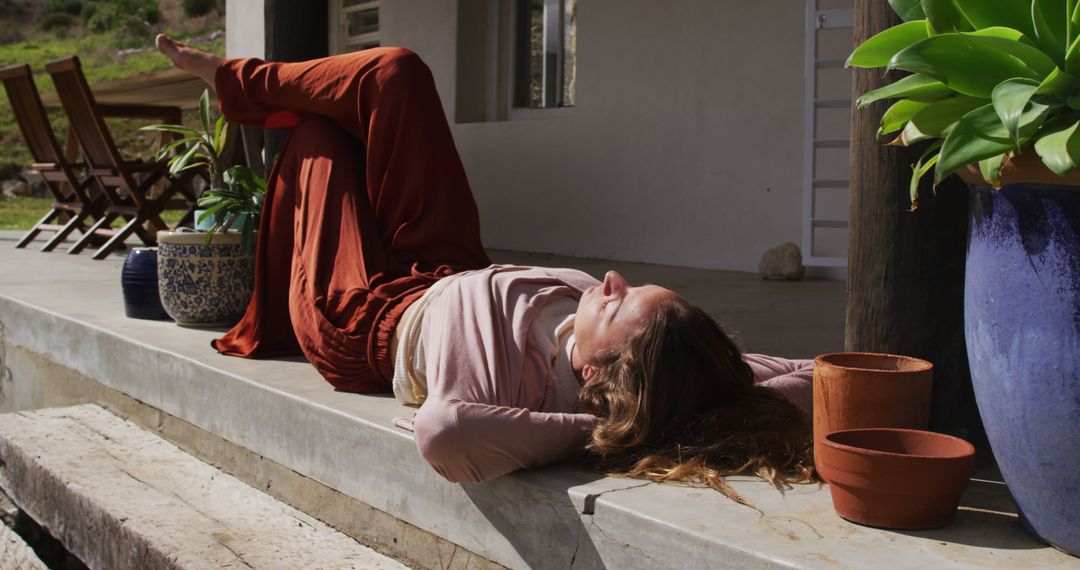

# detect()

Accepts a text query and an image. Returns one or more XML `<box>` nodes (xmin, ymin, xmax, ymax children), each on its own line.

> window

<box><xmin>513</xmin><ymin>0</ymin><xmax>576</xmax><ymax>109</ymax></box>
<box><xmin>330</xmin><ymin>0</ymin><xmax>380</xmax><ymax>54</ymax></box>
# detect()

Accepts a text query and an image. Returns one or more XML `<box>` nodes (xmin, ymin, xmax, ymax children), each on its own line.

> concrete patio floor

<box><xmin>477</xmin><ymin>249</ymin><xmax>844</xmax><ymax>359</ymax></box>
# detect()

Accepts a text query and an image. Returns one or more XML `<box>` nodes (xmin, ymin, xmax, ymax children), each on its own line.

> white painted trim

<box><xmin>802</xmin><ymin>0</ymin><xmax>851</xmax><ymax>267</ymax></box>
<box><xmin>329</xmin><ymin>0</ymin><xmax>381</xmax><ymax>55</ymax></box>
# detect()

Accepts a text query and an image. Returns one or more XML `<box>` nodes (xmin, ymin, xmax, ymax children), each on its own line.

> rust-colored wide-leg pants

<box><xmin>210</xmin><ymin>48</ymin><xmax>490</xmax><ymax>393</ymax></box>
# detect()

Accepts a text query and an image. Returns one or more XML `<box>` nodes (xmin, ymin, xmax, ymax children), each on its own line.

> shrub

<box><xmin>80</xmin><ymin>1</ymin><xmax>97</xmax><ymax>23</ymax></box>
<box><xmin>181</xmin><ymin>0</ymin><xmax>215</xmax><ymax>17</ymax></box>
<box><xmin>85</xmin><ymin>3</ymin><xmax>117</xmax><ymax>33</ymax></box>
<box><xmin>84</xmin><ymin>0</ymin><xmax>160</xmax><ymax>30</ymax></box>
<box><xmin>40</xmin><ymin>12</ymin><xmax>76</xmax><ymax>32</ymax></box>
<box><xmin>45</xmin><ymin>0</ymin><xmax>82</xmax><ymax>15</ymax></box>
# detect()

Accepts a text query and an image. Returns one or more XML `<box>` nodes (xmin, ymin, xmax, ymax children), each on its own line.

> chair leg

<box><xmin>131</xmin><ymin>218</ymin><xmax>157</xmax><ymax>246</ymax></box>
<box><xmin>92</xmin><ymin>215</ymin><xmax>143</xmax><ymax>260</ymax></box>
<box><xmin>14</xmin><ymin>210</ymin><xmax>60</xmax><ymax>249</ymax></box>
<box><xmin>69</xmin><ymin>213</ymin><xmax>115</xmax><ymax>255</ymax></box>
<box><xmin>41</xmin><ymin>210</ymin><xmax>91</xmax><ymax>252</ymax></box>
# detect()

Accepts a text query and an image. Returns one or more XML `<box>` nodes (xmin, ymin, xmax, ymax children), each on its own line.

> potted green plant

<box><xmin>848</xmin><ymin>0</ymin><xmax>1080</xmax><ymax>556</ymax></box>
<box><xmin>141</xmin><ymin>90</ymin><xmax>265</xmax><ymax>326</ymax></box>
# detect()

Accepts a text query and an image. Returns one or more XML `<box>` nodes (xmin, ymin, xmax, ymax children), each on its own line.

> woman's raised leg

<box><xmin>190</xmin><ymin>44</ymin><xmax>490</xmax><ymax>392</ymax></box>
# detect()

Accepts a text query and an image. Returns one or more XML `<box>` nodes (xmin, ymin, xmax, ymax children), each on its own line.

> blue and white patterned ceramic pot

<box><xmin>121</xmin><ymin>247</ymin><xmax>170</xmax><ymax>320</ymax></box>
<box><xmin>965</xmin><ymin>183</ymin><xmax>1080</xmax><ymax>556</ymax></box>
<box><xmin>156</xmin><ymin>230</ymin><xmax>255</xmax><ymax>327</ymax></box>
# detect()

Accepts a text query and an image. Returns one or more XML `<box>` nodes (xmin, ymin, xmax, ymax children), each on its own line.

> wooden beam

<box><xmin>847</xmin><ymin>2</ymin><xmax>987</xmax><ymax>453</ymax></box>
<box><xmin>262</xmin><ymin>0</ymin><xmax>329</xmax><ymax>173</ymax></box>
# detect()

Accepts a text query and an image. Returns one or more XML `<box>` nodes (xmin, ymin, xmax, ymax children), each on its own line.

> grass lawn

<box><xmin>0</xmin><ymin>196</ymin><xmax>53</xmax><ymax>230</ymax></box>
<box><xmin>1</xmin><ymin>196</ymin><xmax>186</xmax><ymax>231</ymax></box>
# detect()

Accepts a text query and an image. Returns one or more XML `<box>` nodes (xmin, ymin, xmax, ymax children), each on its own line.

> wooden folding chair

<box><xmin>45</xmin><ymin>55</ymin><xmax>198</xmax><ymax>260</ymax></box>
<box><xmin>0</xmin><ymin>63</ymin><xmax>103</xmax><ymax>251</ymax></box>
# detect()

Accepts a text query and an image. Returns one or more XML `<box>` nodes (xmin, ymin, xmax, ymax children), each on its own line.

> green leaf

<box><xmin>199</xmin><ymin>89</ymin><xmax>212</xmax><ymax>135</ymax></box>
<box><xmin>154</xmin><ymin>138</ymin><xmax>191</xmax><ymax>160</ymax></box>
<box><xmin>1067</xmin><ymin>33</ymin><xmax>1080</xmax><ymax>73</ymax></box>
<box><xmin>899</xmin><ymin>95</ymin><xmax>986</xmax><ymax>145</ymax></box>
<box><xmin>936</xmin><ymin>102</ymin><xmax>1051</xmax><ymax>181</ymax></box>
<box><xmin>169</xmin><ymin>145</ymin><xmax>201</xmax><ymax>175</ymax></box>
<box><xmin>857</xmin><ymin>74</ymin><xmax>955</xmax><ymax>107</ymax></box>
<box><xmin>890</xmin><ymin>33</ymin><xmax>1052</xmax><ymax>97</ymax></box>
<box><xmin>214</xmin><ymin>115</ymin><xmax>226</xmax><ymax>155</ymax></box>
<box><xmin>176</xmin><ymin>162</ymin><xmax>210</xmax><ymax>174</ymax></box>
<box><xmin>978</xmin><ymin>153</ymin><xmax>1007</xmax><ymax>186</ymax></box>
<box><xmin>1036</xmin><ymin>67</ymin><xmax>1080</xmax><ymax>94</ymax></box>
<box><xmin>922</xmin><ymin>0</ymin><xmax>973</xmax><ymax>34</ymax></box>
<box><xmin>891</xmin><ymin>0</ymin><xmax>927</xmax><ymax>22</ymax></box>
<box><xmin>847</xmin><ymin>20</ymin><xmax>930</xmax><ymax>68</ymax></box>
<box><xmin>992</xmin><ymin>78</ymin><xmax>1041</xmax><ymax>143</ymax></box>
<box><xmin>197</xmin><ymin>194</ymin><xmax>225</xmax><ymax>209</ymax></box>
<box><xmin>240</xmin><ymin>214</ymin><xmax>256</xmax><ymax>255</ymax></box>
<box><xmin>880</xmin><ymin>99</ymin><xmax>935</xmax><ymax>137</ymax></box>
<box><xmin>139</xmin><ymin>124</ymin><xmax>202</xmax><ymax>137</ymax></box>
<box><xmin>955</xmin><ymin>0</ymin><xmax>1036</xmax><ymax>37</ymax></box>
<box><xmin>1072</xmin><ymin>0</ymin><xmax>1080</xmax><ymax>46</ymax></box>
<box><xmin>910</xmin><ymin>140</ymin><xmax>943</xmax><ymax>208</ymax></box>
<box><xmin>1034</xmin><ymin>120</ymin><xmax>1080</xmax><ymax>174</ymax></box>
<box><xmin>1034</xmin><ymin>0</ymin><xmax>1068</xmax><ymax>63</ymax></box>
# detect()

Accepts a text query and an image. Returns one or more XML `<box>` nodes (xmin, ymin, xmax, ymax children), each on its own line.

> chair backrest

<box><xmin>0</xmin><ymin>64</ymin><xmax>65</xmax><ymax>165</ymax></box>
<box><xmin>45</xmin><ymin>56</ymin><xmax>125</xmax><ymax>172</ymax></box>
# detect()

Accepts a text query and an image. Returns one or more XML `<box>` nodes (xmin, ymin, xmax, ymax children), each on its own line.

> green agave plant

<box><xmin>140</xmin><ymin>89</ymin><xmax>266</xmax><ymax>252</ymax></box>
<box><xmin>848</xmin><ymin>0</ymin><xmax>1080</xmax><ymax>206</ymax></box>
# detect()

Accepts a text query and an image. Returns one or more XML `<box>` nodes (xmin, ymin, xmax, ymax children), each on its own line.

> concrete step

<box><xmin>2</xmin><ymin>236</ymin><xmax>1079</xmax><ymax>569</ymax></box>
<box><xmin>0</xmin><ymin>524</ymin><xmax>48</xmax><ymax>570</ymax></box>
<box><xmin>0</xmin><ymin>404</ymin><xmax>408</xmax><ymax>570</ymax></box>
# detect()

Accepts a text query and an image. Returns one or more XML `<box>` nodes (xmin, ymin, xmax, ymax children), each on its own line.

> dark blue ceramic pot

<box><xmin>965</xmin><ymin>183</ymin><xmax>1080</xmax><ymax>555</ymax></box>
<box><xmin>121</xmin><ymin>248</ymin><xmax>170</xmax><ymax>320</ymax></box>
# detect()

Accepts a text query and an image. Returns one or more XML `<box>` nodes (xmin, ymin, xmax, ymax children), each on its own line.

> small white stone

<box><xmin>758</xmin><ymin>242</ymin><xmax>806</xmax><ymax>281</ymax></box>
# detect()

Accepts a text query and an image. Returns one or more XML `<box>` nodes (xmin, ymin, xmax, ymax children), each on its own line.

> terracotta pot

<box><xmin>812</xmin><ymin>352</ymin><xmax>933</xmax><ymax>476</ymax></box>
<box><xmin>819</xmin><ymin>428</ymin><xmax>974</xmax><ymax>529</ymax></box>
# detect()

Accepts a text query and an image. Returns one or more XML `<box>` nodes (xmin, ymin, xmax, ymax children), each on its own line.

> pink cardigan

<box><xmin>409</xmin><ymin>266</ymin><xmax>813</xmax><ymax>483</ymax></box>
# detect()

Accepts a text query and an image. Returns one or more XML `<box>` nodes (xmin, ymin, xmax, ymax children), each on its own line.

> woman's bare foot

<box><xmin>155</xmin><ymin>34</ymin><xmax>222</xmax><ymax>89</ymax></box>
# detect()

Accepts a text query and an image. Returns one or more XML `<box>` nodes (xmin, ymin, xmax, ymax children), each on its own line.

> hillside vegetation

<box><xmin>0</xmin><ymin>0</ymin><xmax>226</xmax><ymax>180</ymax></box>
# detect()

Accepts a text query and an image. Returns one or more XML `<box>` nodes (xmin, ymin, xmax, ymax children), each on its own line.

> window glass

<box><xmin>515</xmin><ymin>0</ymin><xmax>575</xmax><ymax>109</ymax></box>
<box><xmin>562</xmin><ymin>0</ymin><xmax>576</xmax><ymax>106</ymax></box>
<box><xmin>347</xmin><ymin>8</ymin><xmax>379</xmax><ymax>38</ymax></box>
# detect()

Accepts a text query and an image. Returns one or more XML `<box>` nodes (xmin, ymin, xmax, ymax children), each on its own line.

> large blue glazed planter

<box><xmin>120</xmin><ymin>248</ymin><xmax>170</xmax><ymax>320</ymax></box>
<box><xmin>965</xmin><ymin>182</ymin><xmax>1080</xmax><ymax>556</ymax></box>
<box><xmin>157</xmin><ymin>230</ymin><xmax>255</xmax><ymax>327</ymax></box>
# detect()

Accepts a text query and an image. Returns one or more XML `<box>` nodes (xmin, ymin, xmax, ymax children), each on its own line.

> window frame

<box><xmin>329</xmin><ymin>0</ymin><xmax>381</xmax><ymax>55</ymax></box>
<box><xmin>508</xmin><ymin>0</ymin><xmax>575</xmax><ymax>119</ymax></box>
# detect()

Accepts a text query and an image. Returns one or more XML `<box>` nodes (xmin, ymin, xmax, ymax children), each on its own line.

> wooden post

<box><xmin>262</xmin><ymin>0</ymin><xmax>329</xmax><ymax>167</ymax></box>
<box><xmin>847</xmin><ymin>2</ymin><xmax>988</xmax><ymax>453</ymax></box>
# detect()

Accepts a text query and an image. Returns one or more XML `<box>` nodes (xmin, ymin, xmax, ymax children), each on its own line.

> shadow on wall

<box><xmin>462</xmin><ymin>467</ymin><xmax>607</xmax><ymax>569</ymax></box>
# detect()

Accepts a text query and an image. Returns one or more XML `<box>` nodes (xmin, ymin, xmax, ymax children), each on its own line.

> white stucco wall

<box><xmin>226</xmin><ymin>0</ymin><xmax>265</xmax><ymax>58</ymax></box>
<box><xmin>228</xmin><ymin>0</ymin><xmax>811</xmax><ymax>273</ymax></box>
<box><xmin>382</xmin><ymin>0</ymin><xmax>808</xmax><ymax>273</ymax></box>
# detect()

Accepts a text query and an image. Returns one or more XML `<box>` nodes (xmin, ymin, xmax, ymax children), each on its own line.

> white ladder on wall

<box><xmin>802</xmin><ymin>1</ymin><xmax>853</xmax><ymax>267</ymax></box>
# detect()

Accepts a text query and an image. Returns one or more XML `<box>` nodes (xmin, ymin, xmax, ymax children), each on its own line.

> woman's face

<box><xmin>574</xmin><ymin>270</ymin><xmax>679</xmax><ymax>365</ymax></box>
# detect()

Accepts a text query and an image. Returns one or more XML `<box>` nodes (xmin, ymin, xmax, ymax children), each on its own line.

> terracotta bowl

<box><xmin>819</xmin><ymin>428</ymin><xmax>975</xmax><ymax>530</ymax></box>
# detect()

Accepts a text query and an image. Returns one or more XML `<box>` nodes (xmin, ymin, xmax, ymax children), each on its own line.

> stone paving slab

<box><xmin>0</xmin><ymin>404</ymin><xmax>408</xmax><ymax>570</ymax></box>
<box><xmin>0</xmin><ymin>523</ymin><xmax>48</xmax><ymax>570</ymax></box>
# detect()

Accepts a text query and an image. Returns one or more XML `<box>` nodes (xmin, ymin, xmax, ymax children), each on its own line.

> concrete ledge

<box><xmin>0</xmin><ymin>521</ymin><xmax>48</xmax><ymax>570</ymax></box>
<box><xmin>0</xmin><ymin>405</ymin><xmax>405</xmax><ymax>570</ymax></box>
<box><xmin>0</xmin><ymin>238</ymin><xmax>1076</xmax><ymax>569</ymax></box>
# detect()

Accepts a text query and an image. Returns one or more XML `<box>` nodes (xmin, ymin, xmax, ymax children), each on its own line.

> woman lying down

<box><xmin>155</xmin><ymin>35</ymin><xmax>817</xmax><ymax>500</ymax></box>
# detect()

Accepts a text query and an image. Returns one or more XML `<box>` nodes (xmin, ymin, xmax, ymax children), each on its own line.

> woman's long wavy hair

<box><xmin>578</xmin><ymin>298</ymin><xmax>815</xmax><ymax>505</ymax></box>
